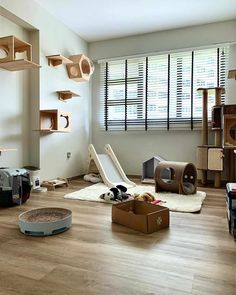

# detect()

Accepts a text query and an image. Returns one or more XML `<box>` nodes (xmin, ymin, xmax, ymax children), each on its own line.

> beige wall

<box><xmin>89</xmin><ymin>20</ymin><xmax>236</xmax><ymax>175</ymax></box>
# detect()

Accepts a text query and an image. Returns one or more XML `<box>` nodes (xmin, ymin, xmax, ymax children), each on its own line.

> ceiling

<box><xmin>35</xmin><ymin>0</ymin><xmax>236</xmax><ymax>42</ymax></box>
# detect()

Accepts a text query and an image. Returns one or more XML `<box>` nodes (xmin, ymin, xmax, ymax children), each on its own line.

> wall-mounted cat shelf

<box><xmin>56</xmin><ymin>90</ymin><xmax>80</xmax><ymax>102</ymax></box>
<box><xmin>0</xmin><ymin>35</ymin><xmax>41</xmax><ymax>71</ymax></box>
<box><xmin>46</xmin><ymin>54</ymin><xmax>73</xmax><ymax>67</ymax></box>
<box><xmin>66</xmin><ymin>54</ymin><xmax>94</xmax><ymax>82</ymax></box>
<box><xmin>228</xmin><ymin>70</ymin><xmax>236</xmax><ymax>80</ymax></box>
<box><xmin>36</xmin><ymin>109</ymin><xmax>71</xmax><ymax>133</ymax></box>
<box><xmin>0</xmin><ymin>148</ymin><xmax>17</xmax><ymax>156</ymax></box>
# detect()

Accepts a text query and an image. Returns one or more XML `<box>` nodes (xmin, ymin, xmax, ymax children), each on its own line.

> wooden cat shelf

<box><xmin>228</xmin><ymin>70</ymin><xmax>236</xmax><ymax>80</ymax></box>
<box><xmin>0</xmin><ymin>148</ymin><xmax>17</xmax><ymax>156</ymax></box>
<box><xmin>37</xmin><ymin>109</ymin><xmax>71</xmax><ymax>133</ymax></box>
<box><xmin>56</xmin><ymin>90</ymin><xmax>80</xmax><ymax>102</ymax></box>
<box><xmin>41</xmin><ymin>178</ymin><xmax>69</xmax><ymax>191</ymax></box>
<box><xmin>197</xmin><ymin>87</ymin><xmax>225</xmax><ymax>95</ymax></box>
<box><xmin>46</xmin><ymin>54</ymin><xmax>73</xmax><ymax>67</ymax></box>
<box><xmin>0</xmin><ymin>35</ymin><xmax>40</xmax><ymax>71</ymax></box>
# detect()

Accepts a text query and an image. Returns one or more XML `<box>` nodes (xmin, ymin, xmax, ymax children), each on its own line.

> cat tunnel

<box><xmin>155</xmin><ymin>161</ymin><xmax>197</xmax><ymax>195</ymax></box>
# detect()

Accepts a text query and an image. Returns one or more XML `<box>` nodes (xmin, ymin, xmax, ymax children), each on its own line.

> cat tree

<box><xmin>197</xmin><ymin>87</ymin><xmax>236</xmax><ymax>187</ymax></box>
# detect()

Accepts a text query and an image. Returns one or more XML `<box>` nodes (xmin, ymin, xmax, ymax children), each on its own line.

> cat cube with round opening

<box><xmin>18</xmin><ymin>208</ymin><xmax>72</xmax><ymax>236</ymax></box>
<box><xmin>155</xmin><ymin>161</ymin><xmax>197</xmax><ymax>195</ymax></box>
<box><xmin>39</xmin><ymin>110</ymin><xmax>71</xmax><ymax>132</ymax></box>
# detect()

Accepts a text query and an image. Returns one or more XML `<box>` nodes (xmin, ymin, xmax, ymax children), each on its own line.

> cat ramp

<box><xmin>88</xmin><ymin>144</ymin><xmax>136</xmax><ymax>188</ymax></box>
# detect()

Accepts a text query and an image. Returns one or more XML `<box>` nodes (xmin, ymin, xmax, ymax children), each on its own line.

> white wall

<box><xmin>1</xmin><ymin>0</ymin><xmax>91</xmax><ymax>180</ymax></box>
<box><xmin>89</xmin><ymin>20</ymin><xmax>236</xmax><ymax>175</ymax></box>
<box><xmin>0</xmin><ymin>15</ymin><xmax>30</xmax><ymax>168</ymax></box>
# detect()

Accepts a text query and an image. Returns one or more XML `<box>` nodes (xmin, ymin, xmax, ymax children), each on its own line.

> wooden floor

<box><xmin>0</xmin><ymin>177</ymin><xmax>235</xmax><ymax>295</ymax></box>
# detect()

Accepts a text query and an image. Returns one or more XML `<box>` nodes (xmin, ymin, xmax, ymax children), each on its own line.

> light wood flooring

<box><xmin>0</xmin><ymin>177</ymin><xmax>235</xmax><ymax>295</ymax></box>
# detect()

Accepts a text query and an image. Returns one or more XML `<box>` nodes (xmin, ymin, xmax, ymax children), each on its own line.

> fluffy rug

<box><xmin>64</xmin><ymin>183</ymin><xmax>206</xmax><ymax>213</ymax></box>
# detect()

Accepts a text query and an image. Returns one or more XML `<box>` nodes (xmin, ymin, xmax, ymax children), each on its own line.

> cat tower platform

<box><xmin>87</xmin><ymin>144</ymin><xmax>136</xmax><ymax>188</ymax></box>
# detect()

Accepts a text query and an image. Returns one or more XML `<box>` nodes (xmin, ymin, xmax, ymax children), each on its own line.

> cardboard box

<box><xmin>112</xmin><ymin>200</ymin><xmax>169</xmax><ymax>234</ymax></box>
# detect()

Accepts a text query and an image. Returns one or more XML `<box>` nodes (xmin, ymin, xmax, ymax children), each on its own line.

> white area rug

<box><xmin>64</xmin><ymin>183</ymin><xmax>206</xmax><ymax>213</ymax></box>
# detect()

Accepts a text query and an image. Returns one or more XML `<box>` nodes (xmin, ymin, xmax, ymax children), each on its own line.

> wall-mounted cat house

<box><xmin>0</xmin><ymin>35</ymin><xmax>40</xmax><ymax>71</ymax></box>
<box><xmin>38</xmin><ymin>110</ymin><xmax>71</xmax><ymax>133</ymax></box>
<box><xmin>66</xmin><ymin>54</ymin><xmax>94</xmax><ymax>82</ymax></box>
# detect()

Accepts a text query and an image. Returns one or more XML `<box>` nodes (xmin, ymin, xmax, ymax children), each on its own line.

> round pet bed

<box><xmin>18</xmin><ymin>208</ymin><xmax>72</xmax><ymax>236</ymax></box>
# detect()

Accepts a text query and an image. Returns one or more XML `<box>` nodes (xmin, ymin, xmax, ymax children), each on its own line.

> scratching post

<box><xmin>197</xmin><ymin>87</ymin><xmax>225</xmax><ymax>187</ymax></box>
<box><xmin>214</xmin><ymin>88</ymin><xmax>224</xmax><ymax>187</ymax></box>
<box><xmin>202</xmin><ymin>89</ymin><xmax>209</xmax><ymax>146</ymax></box>
<box><xmin>214</xmin><ymin>88</ymin><xmax>223</xmax><ymax>146</ymax></box>
<box><xmin>201</xmin><ymin>89</ymin><xmax>208</xmax><ymax>185</ymax></box>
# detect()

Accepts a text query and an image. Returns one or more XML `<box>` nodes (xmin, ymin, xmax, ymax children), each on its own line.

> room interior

<box><xmin>0</xmin><ymin>0</ymin><xmax>236</xmax><ymax>294</ymax></box>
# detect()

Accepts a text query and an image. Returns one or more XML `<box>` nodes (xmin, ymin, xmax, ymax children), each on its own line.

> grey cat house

<box><xmin>142</xmin><ymin>156</ymin><xmax>166</xmax><ymax>184</ymax></box>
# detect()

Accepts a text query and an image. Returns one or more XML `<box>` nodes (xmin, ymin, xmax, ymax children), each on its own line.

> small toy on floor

<box><xmin>133</xmin><ymin>192</ymin><xmax>164</xmax><ymax>205</ymax></box>
<box><xmin>100</xmin><ymin>185</ymin><xmax>131</xmax><ymax>202</ymax></box>
<box><xmin>151</xmin><ymin>199</ymin><xmax>166</xmax><ymax>205</ymax></box>
<box><xmin>83</xmin><ymin>173</ymin><xmax>102</xmax><ymax>183</ymax></box>
<box><xmin>133</xmin><ymin>192</ymin><xmax>155</xmax><ymax>203</ymax></box>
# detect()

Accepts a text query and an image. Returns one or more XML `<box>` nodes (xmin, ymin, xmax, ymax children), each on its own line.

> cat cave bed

<box><xmin>18</xmin><ymin>208</ymin><xmax>72</xmax><ymax>236</ymax></box>
<box><xmin>155</xmin><ymin>161</ymin><xmax>197</xmax><ymax>195</ymax></box>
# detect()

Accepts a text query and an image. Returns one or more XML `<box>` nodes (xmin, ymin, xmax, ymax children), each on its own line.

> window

<box><xmin>100</xmin><ymin>47</ymin><xmax>228</xmax><ymax>131</ymax></box>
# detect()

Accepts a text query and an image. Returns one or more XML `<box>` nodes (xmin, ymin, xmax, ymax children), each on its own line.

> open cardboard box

<box><xmin>112</xmin><ymin>200</ymin><xmax>169</xmax><ymax>234</ymax></box>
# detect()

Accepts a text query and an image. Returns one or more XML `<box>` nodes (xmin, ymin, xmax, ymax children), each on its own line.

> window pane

<box><xmin>170</xmin><ymin>52</ymin><xmax>192</xmax><ymax>120</ymax></box>
<box><xmin>147</xmin><ymin>55</ymin><xmax>168</xmax><ymax>120</ymax></box>
<box><xmin>108</xmin><ymin>84</ymin><xmax>124</xmax><ymax>100</ymax></box>
<box><xmin>108</xmin><ymin>105</ymin><xmax>125</xmax><ymax>120</ymax></box>
<box><xmin>127</xmin><ymin>58</ymin><xmax>145</xmax><ymax>123</ymax></box>
<box><xmin>193</xmin><ymin>48</ymin><xmax>218</xmax><ymax>119</ymax></box>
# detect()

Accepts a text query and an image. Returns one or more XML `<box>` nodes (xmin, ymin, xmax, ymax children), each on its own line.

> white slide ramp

<box><xmin>88</xmin><ymin>144</ymin><xmax>136</xmax><ymax>188</ymax></box>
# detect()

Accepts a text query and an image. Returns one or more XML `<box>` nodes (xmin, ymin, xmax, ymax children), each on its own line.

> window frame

<box><xmin>101</xmin><ymin>46</ymin><xmax>228</xmax><ymax>131</ymax></box>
